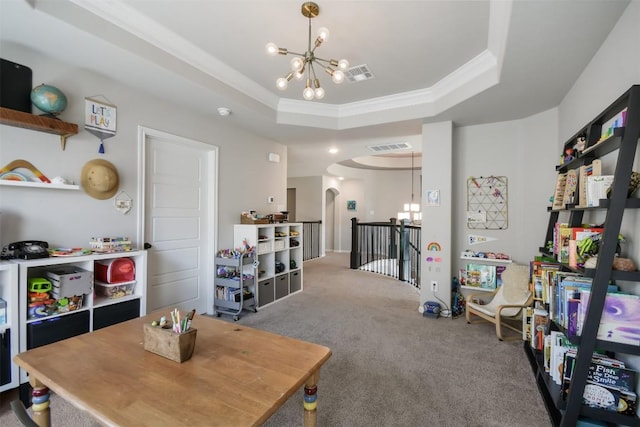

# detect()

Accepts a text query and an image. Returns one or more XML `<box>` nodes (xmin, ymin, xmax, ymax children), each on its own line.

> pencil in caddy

<box><xmin>214</xmin><ymin>250</ymin><xmax>257</xmax><ymax>321</ymax></box>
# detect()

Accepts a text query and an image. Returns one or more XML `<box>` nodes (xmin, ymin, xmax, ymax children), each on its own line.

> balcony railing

<box><xmin>301</xmin><ymin>220</ymin><xmax>322</xmax><ymax>261</ymax></box>
<box><xmin>350</xmin><ymin>218</ymin><xmax>421</xmax><ymax>288</ymax></box>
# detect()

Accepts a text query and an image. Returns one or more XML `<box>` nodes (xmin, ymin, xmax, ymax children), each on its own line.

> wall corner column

<box><xmin>420</xmin><ymin>121</ymin><xmax>453</xmax><ymax>310</ymax></box>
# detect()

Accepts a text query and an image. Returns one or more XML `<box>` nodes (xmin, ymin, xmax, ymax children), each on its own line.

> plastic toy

<box><xmin>564</xmin><ymin>147</ymin><xmax>575</xmax><ymax>163</ymax></box>
<box><xmin>28</xmin><ymin>277</ymin><xmax>52</xmax><ymax>293</ymax></box>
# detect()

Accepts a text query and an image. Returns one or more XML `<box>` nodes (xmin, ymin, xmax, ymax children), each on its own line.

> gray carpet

<box><xmin>0</xmin><ymin>252</ymin><xmax>549</xmax><ymax>426</ymax></box>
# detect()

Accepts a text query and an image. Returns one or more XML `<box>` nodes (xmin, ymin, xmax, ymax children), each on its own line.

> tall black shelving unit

<box><xmin>525</xmin><ymin>85</ymin><xmax>640</xmax><ymax>427</ymax></box>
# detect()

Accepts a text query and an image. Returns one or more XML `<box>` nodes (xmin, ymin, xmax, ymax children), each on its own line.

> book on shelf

<box><xmin>552</xmin><ymin>222</ymin><xmax>566</xmax><ymax>257</ymax></box>
<box><xmin>557</xmin><ymin>225</ymin><xmax>573</xmax><ymax>264</ymax></box>
<box><xmin>461</xmin><ymin>263</ymin><xmax>498</xmax><ymax>289</ymax></box>
<box><xmin>578</xmin><ymin>290</ymin><xmax>640</xmax><ymax>345</ymax></box>
<box><xmin>548</xmin><ymin>331</ymin><xmax>576</xmax><ymax>385</ymax></box>
<box><xmin>557</xmin><ymin>276</ymin><xmax>593</xmax><ymax>328</ymax></box>
<box><xmin>562</xmin><ymin>351</ymin><xmax>637</xmax><ymax>415</ymax></box>
<box><xmin>562</xmin><ymin>169</ymin><xmax>578</xmax><ymax>206</ymax></box>
<box><xmin>530</xmin><ymin>260</ymin><xmax>560</xmax><ymax>305</ymax></box>
<box><xmin>586</xmin><ymin>175</ymin><xmax>614</xmax><ymax>207</ymax></box>
<box><xmin>555</xmin><ymin>276</ymin><xmax>619</xmax><ymax>330</ymax></box>
<box><xmin>522</xmin><ymin>306</ymin><xmax>534</xmax><ymax>342</ymax></box>
<box><xmin>598</xmin><ymin>107</ymin><xmax>627</xmax><ymax>142</ymax></box>
<box><xmin>576</xmin><ymin>159</ymin><xmax>602</xmax><ymax>208</ymax></box>
<box><xmin>566</xmin><ymin>296</ymin><xmax>581</xmax><ymax>338</ymax></box>
<box><xmin>531</xmin><ymin>307</ymin><xmax>549</xmax><ymax>350</ymax></box>
<box><xmin>571</xmin><ymin>227</ymin><xmax>603</xmax><ymax>242</ymax></box>
<box><xmin>552</xmin><ymin>173</ymin><xmax>567</xmax><ymax>210</ymax></box>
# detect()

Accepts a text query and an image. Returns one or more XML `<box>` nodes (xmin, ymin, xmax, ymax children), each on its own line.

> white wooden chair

<box><xmin>465</xmin><ymin>263</ymin><xmax>532</xmax><ymax>341</ymax></box>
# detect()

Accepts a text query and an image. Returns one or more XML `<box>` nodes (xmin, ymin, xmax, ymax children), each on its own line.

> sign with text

<box><xmin>85</xmin><ymin>97</ymin><xmax>117</xmax><ymax>136</ymax></box>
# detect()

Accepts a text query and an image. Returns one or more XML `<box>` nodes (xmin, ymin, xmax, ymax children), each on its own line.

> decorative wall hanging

<box><xmin>466</xmin><ymin>176</ymin><xmax>508</xmax><ymax>230</ymax></box>
<box><xmin>467</xmin><ymin>235</ymin><xmax>498</xmax><ymax>245</ymax></box>
<box><xmin>426</xmin><ymin>190</ymin><xmax>440</xmax><ymax>206</ymax></box>
<box><xmin>347</xmin><ymin>200</ymin><xmax>356</xmax><ymax>211</ymax></box>
<box><xmin>0</xmin><ymin>159</ymin><xmax>51</xmax><ymax>183</ymax></box>
<box><xmin>114</xmin><ymin>190</ymin><xmax>133</xmax><ymax>214</ymax></box>
<box><xmin>85</xmin><ymin>96</ymin><xmax>117</xmax><ymax>153</ymax></box>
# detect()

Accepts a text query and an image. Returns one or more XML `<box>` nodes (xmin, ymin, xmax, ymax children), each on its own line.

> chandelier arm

<box><xmin>307</xmin><ymin>15</ymin><xmax>312</xmax><ymax>53</ymax></box>
<box><xmin>282</xmin><ymin>50</ymin><xmax>307</xmax><ymax>57</ymax></box>
<box><xmin>313</xmin><ymin>56</ymin><xmax>336</xmax><ymax>64</ymax></box>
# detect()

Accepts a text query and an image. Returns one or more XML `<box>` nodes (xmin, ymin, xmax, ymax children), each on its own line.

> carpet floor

<box><xmin>0</xmin><ymin>252</ymin><xmax>550</xmax><ymax>426</ymax></box>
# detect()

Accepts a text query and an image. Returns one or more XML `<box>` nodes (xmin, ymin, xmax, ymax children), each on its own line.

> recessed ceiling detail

<box><xmin>367</xmin><ymin>142</ymin><xmax>411</xmax><ymax>153</ymax></box>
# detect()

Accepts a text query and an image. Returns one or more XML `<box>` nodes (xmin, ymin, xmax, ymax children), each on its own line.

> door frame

<box><xmin>137</xmin><ymin>126</ymin><xmax>218</xmax><ymax>315</ymax></box>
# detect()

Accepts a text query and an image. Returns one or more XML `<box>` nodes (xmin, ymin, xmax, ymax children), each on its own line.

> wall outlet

<box><xmin>431</xmin><ymin>280</ymin><xmax>438</xmax><ymax>293</ymax></box>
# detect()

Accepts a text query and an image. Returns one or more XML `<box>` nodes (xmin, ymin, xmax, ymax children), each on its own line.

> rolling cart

<box><xmin>214</xmin><ymin>252</ymin><xmax>257</xmax><ymax>321</ymax></box>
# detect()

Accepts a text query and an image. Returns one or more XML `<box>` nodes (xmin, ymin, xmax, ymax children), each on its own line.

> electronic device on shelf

<box><xmin>1</xmin><ymin>240</ymin><xmax>49</xmax><ymax>260</ymax></box>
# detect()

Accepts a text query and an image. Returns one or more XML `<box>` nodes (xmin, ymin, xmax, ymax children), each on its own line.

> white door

<box><xmin>138</xmin><ymin>127</ymin><xmax>217</xmax><ymax>315</ymax></box>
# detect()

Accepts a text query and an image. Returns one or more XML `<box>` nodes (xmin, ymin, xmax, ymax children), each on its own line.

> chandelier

<box><xmin>265</xmin><ymin>2</ymin><xmax>349</xmax><ymax>101</ymax></box>
<box><xmin>397</xmin><ymin>152</ymin><xmax>422</xmax><ymax>224</ymax></box>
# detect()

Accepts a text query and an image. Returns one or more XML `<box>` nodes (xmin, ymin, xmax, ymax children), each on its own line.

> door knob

<box><xmin>144</xmin><ymin>242</ymin><xmax>152</xmax><ymax>249</ymax></box>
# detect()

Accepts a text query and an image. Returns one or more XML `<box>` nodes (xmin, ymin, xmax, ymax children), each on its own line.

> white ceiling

<box><xmin>0</xmin><ymin>0</ymin><xmax>630</xmax><ymax>176</ymax></box>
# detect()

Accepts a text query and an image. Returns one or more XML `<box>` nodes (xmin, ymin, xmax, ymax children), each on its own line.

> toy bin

<box><xmin>44</xmin><ymin>266</ymin><xmax>92</xmax><ymax>297</ymax></box>
<box><xmin>95</xmin><ymin>258</ymin><xmax>135</xmax><ymax>284</ymax></box>
<box><xmin>95</xmin><ymin>281</ymin><xmax>136</xmax><ymax>299</ymax></box>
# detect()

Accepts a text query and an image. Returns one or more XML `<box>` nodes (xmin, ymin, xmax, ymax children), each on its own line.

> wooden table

<box><xmin>13</xmin><ymin>313</ymin><xmax>332</xmax><ymax>426</ymax></box>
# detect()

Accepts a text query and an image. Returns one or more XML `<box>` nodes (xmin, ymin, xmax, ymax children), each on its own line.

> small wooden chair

<box><xmin>10</xmin><ymin>400</ymin><xmax>39</xmax><ymax>427</ymax></box>
<box><xmin>465</xmin><ymin>263</ymin><xmax>532</xmax><ymax>341</ymax></box>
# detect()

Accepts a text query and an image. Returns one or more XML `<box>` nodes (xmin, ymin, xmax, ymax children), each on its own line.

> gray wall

<box><xmin>557</xmin><ymin>0</ymin><xmax>640</xmax><ymax>373</ymax></box>
<box><xmin>0</xmin><ymin>43</ymin><xmax>287</xmax><ymax>251</ymax></box>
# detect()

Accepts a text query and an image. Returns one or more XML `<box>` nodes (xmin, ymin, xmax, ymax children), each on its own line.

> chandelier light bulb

<box><xmin>317</xmin><ymin>27</ymin><xmax>330</xmax><ymax>42</ymax></box>
<box><xmin>276</xmin><ymin>77</ymin><xmax>289</xmax><ymax>90</ymax></box>
<box><xmin>331</xmin><ymin>69</ymin><xmax>345</xmax><ymax>84</ymax></box>
<box><xmin>294</xmin><ymin>69</ymin><xmax>305</xmax><ymax>80</ymax></box>
<box><xmin>313</xmin><ymin>79</ymin><xmax>325</xmax><ymax>99</ymax></box>
<box><xmin>337</xmin><ymin>59</ymin><xmax>349</xmax><ymax>71</ymax></box>
<box><xmin>290</xmin><ymin>57</ymin><xmax>304</xmax><ymax>72</ymax></box>
<box><xmin>265</xmin><ymin>42</ymin><xmax>279</xmax><ymax>56</ymax></box>
<box><xmin>303</xmin><ymin>86</ymin><xmax>315</xmax><ymax>100</ymax></box>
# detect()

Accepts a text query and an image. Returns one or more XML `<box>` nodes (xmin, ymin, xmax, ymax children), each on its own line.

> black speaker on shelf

<box><xmin>0</xmin><ymin>58</ymin><xmax>33</xmax><ymax>113</ymax></box>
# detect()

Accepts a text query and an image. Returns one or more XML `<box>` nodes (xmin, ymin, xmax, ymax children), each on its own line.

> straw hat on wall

<box><xmin>81</xmin><ymin>159</ymin><xmax>119</xmax><ymax>200</ymax></box>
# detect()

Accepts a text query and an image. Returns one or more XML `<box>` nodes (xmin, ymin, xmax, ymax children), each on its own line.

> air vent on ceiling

<box><xmin>345</xmin><ymin>64</ymin><xmax>375</xmax><ymax>83</ymax></box>
<box><xmin>367</xmin><ymin>142</ymin><xmax>412</xmax><ymax>153</ymax></box>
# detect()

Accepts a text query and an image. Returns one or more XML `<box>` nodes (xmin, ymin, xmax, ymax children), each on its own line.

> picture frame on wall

<box><xmin>347</xmin><ymin>200</ymin><xmax>356</xmax><ymax>211</ymax></box>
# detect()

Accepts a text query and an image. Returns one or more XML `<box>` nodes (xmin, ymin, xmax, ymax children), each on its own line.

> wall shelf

<box><xmin>460</xmin><ymin>256</ymin><xmax>512</xmax><ymax>264</ymax></box>
<box><xmin>0</xmin><ymin>107</ymin><xmax>78</xmax><ymax>150</ymax></box>
<box><xmin>0</xmin><ymin>180</ymin><xmax>79</xmax><ymax>191</ymax></box>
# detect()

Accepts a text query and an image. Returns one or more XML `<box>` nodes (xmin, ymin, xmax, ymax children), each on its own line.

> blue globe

<box><xmin>30</xmin><ymin>84</ymin><xmax>68</xmax><ymax>115</ymax></box>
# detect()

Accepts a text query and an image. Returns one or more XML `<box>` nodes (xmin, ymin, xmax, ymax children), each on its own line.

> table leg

<box><xmin>29</xmin><ymin>376</ymin><xmax>51</xmax><ymax>427</ymax></box>
<box><xmin>303</xmin><ymin>370</ymin><xmax>320</xmax><ymax>427</ymax></box>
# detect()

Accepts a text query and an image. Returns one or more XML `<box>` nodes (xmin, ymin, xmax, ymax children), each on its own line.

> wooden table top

<box><xmin>14</xmin><ymin>313</ymin><xmax>332</xmax><ymax>426</ymax></box>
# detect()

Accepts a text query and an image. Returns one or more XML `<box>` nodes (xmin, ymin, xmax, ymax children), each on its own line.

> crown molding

<box><xmin>67</xmin><ymin>0</ymin><xmax>511</xmax><ymax>130</ymax></box>
<box><xmin>68</xmin><ymin>0</ymin><xmax>279</xmax><ymax>110</ymax></box>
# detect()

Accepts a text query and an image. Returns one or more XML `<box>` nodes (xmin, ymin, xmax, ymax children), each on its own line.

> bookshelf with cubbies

<box><xmin>234</xmin><ymin>223</ymin><xmax>303</xmax><ymax>309</ymax></box>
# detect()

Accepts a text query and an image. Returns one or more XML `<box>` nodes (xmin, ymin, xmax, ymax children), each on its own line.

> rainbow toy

<box><xmin>0</xmin><ymin>159</ymin><xmax>51</xmax><ymax>183</ymax></box>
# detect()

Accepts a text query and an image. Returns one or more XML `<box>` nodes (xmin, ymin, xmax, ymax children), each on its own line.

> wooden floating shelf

<box><xmin>0</xmin><ymin>107</ymin><xmax>79</xmax><ymax>150</ymax></box>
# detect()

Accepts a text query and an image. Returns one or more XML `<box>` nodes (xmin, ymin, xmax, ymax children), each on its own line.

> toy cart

<box><xmin>213</xmin><ymin>252</ymin><xmax>257</xmax><ymax>321</ymax></box>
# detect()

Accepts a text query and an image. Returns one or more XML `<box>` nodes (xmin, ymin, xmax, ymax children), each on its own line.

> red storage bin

<box><xmin>95</xmin><ymin>258</ymin><xmax>135</xmax><ymax>284</ymax></box>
